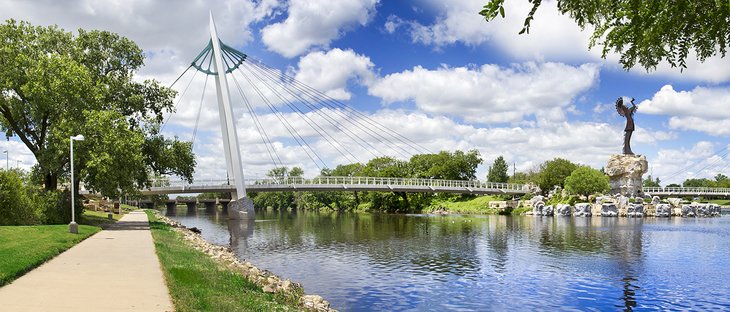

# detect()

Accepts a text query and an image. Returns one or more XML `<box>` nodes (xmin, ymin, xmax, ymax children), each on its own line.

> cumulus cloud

<box><xmin>650</xmin><ymin>141</ymin><xmax>730</xmax><ymax>185</ymax></box>
<box><xmin>261</xmin><ymin>0</ymin><xmax>379</xmax><ymax>58</ymax></box>
<box><xmin>294</xmin><ymin>48</ymin><xmax>376</xmax><ymax>100</ymax></box>
<box><xmin>640</xmin><ymin>85</ymin><xmax>730</xmax><ymax>135</ymax></box>
<box><xmin>368</xmin><ymin>62</ymin><xmax>600</xmax><ymax>124</ymax></box>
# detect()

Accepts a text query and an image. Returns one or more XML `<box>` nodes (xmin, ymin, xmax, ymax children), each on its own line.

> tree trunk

<box><xmin>398</xmin><ymin>192</ymin><xmax>409</xmax><ymax>210</ymax></box>
<box><xmin>44</xmin><ymin>172</ymin><xmax>58</xmax><ymax>191</ymax></box>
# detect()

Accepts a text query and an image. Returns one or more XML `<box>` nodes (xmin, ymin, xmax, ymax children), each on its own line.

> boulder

<box><xmin>605</xmin><ymin>154</ymin><xmax>649</xmax><ymax>196</ymax></box>
<box><xmin>601</xmin><ymin>203</ymin><xmax>618</xmax><ymax>217</ymax></box>
<box><xmin>556</xmin><ymin>204</ymin><xmax>572</xmax><ymax>216</ymax></box>
<box><xmin>542</xmin><ymin>205</ymin><xmax>554</xmax><ymax>216</ymax></box>
<box><xmin>627</xmin><ymin>203</ymin><xmax>644</xmax><ymax>218</ymax></box>
<box><xmin>651</xmin><ymin>196</ymin><xmax>660</xmax><ymax>205</ymax></box>
<box><xmin>667</xmin><ymin>197</ymin><xmax>682</xmax><ymax>207</ymax></box>
<box><xmin>681</xmin><ymin>205</ymin><xmax>696</xmax><ymax>218</ymax></box>
<box><xmin>709</xmin><ymin>203</ymin><xmax>721</xmax><ymax>216</ymax></box>
<box><xmin>574</xmin><ymin>203</ymin><xmax>592</xmax><ymax>217</ymax></box>
<box><xmin>696</xmin><ymin>203</ymin><xmax>710</xmax><ymax>217</ymax></box>
<box><xmin>655</xmin><ymin>204</ymin><xmax>672</xmax><ymax>217</ymax></box>
<box><xmin>533</xmin><ymin>201</ymin><xmax>545</xmax><ymax>216</ymax></box>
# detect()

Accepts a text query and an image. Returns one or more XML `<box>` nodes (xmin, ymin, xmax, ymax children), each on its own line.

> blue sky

<box><xmin>2</xmin><ymin>0</ymin><xmax>730</xmax><ymax>185</ymax></box>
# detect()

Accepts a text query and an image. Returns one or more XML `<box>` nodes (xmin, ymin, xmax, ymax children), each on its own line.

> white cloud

<box><xmin>368</xmin><ymin>62</ymin><xmax>600</xmax><ymax>124</ymax></box>
<box><xmin>650</xmin><ymin>141</ymin><xmax>729</xmax><ymax>185</ymax></box>
<box><xmin>261</xmin><ymin>0</ymin><xmax>379</xmax><ymax>58</ymax></box>
<box><xmin>640</xmin><ymin>85</ymin><xmax>730</xmax><ymax>135</ymax></box>
<box><xmin>294</xmin><ymin>48</ymin><xmax>375</xmax><ymax>100</ymax></box>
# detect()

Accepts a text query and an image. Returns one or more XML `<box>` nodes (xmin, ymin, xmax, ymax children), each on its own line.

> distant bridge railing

<box><xmin>144</xmin><ymin>176</ymin><xmax>531</xmax><ymax>195</ymax></box>
<box><xmin>642</xmin><ymin>187</ymin><xmax>730</xmax><ymax>196</ymax></box>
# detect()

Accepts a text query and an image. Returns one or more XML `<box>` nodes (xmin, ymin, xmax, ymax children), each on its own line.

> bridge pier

<box><xmin>204</xmin><ymin>201</ymin><xmax>217</xmax><ymax>214</ymax></box>
<box><xmin>165</xmin><ymin>201</ymin><xmax>176</xmax><ymax>216</ymax></box>
<box><xmin>186</xmin><ymin>201</ymin><xmax>197</xmax><ymax>215</ymax></box>
<box><xmin>221</xmin><ymin>200</ymin><xmax>229</xmax><ymax>214</ymax></box>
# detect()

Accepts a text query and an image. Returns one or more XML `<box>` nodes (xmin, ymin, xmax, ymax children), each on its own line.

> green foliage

<box><xmin>410</xmin><ymin>150</ymin><xmax>483</xmax><ymax>180</ymax></box>
<box><xmin>487</xmin><ymin>155</ymin><xmax>509</xmax><ymax>183</ymax></box>
<box><xmin>666</xmin><ymin>183</ymin><xmax>681</xmax><ymax>188</ymax></box>
<box><xmin>683</xmin><ymin>178</ymin><xmax>715</xmax><ymax>187</ymax></box>
<box><xmin>0</xmin><ymin>224</ymin><xmax>99</xmax><ymax>286</ymax></box>
<box><xmin>643</xmin><ymin>175</ymin><xmax>661</xmax><ymax>187</ymax></box>
<box><xmin>0</xmin><ymin>169</ymin><xmax>38</xmax><ymax>225</ymax></box>
<box><xmin>538</xmin><ymin>158</ymin><xmax>578</xmax><ymax>193</ymax></box>
<box><xmin>564</xmin><ymin>166</ymin><xmax>610</xmax><ymax>197</ymax></box>
<box><xmin>479</xmin><ymin>0</ymin><xmax>730</xmax><ymax>71</ymax></box>
<box><xmin>0</xmin><ymin>19</ymin><xmax>194</xmax><ymax>197</ymax></box>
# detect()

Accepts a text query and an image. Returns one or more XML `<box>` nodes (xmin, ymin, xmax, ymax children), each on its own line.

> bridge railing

<box><xmin>149</xmin><ymin>176</ymin><xmax>530</xmax><ymax>192</ymax></box>
<box><xmin>643</xmin><ymin>187</ymin><xmax>730</xmax><ymax>194</ymax></box>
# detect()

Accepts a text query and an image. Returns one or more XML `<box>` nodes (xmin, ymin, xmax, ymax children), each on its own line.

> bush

<box><xmin>0</xmin><ymin>170</ymin><xmax>38</xmax><ymax>225</ymax></box>
<box><xmin>36</xmin><ymin>190</ymin><xmax>80</xmax><ymax>225</ymax></box>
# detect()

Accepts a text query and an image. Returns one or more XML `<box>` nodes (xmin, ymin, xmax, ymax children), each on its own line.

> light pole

<box><xmin>16</xmin><ymin>160</ymin><xmax>22</xmax><ymax>168</ymax></box>
<box><xmin>69</xmin><ymin>134</ymin><xmax>85</xmax><ymax>234</ymax></box>
<box><xmin>2</xmin><ymin>150</ymin><xmax>7</xmax><ymax>170</ymax></box>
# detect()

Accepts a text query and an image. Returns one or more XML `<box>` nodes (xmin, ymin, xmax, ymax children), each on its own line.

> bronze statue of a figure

<box><xmin>615</xmin><ymin>97</ymin><xmax>638</xmax><ymax>155</ymax></box>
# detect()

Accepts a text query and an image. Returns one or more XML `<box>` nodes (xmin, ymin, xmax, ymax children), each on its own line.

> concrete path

<box><xmin>0</xmin><ymin>210</ymin><xmax>173</xmax><ymax>311</ymax></box>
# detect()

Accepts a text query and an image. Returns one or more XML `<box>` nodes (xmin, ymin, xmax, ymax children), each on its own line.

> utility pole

<box><xmin>513</xmin><ymin>162</ymin><xmax>516</xmax><ymax>179</ymax></box>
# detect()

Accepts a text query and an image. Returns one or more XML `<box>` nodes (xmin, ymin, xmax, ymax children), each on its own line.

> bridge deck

<box><xmin>140</xmin><ymin>177</ymin><xmax>530</xmax><ymax>196</ymax></box>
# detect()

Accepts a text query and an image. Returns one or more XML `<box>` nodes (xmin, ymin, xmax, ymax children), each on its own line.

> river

<box><xmin>165</xmin><ymin>207</ymin><xmax>730</xmax><ymax>311</ymax></box>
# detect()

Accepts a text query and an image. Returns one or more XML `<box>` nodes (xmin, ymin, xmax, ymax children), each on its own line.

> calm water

<box><xmin>166</xmin><ymin>207</ymin><xmax>730</xmax><ymax>311</ymax></box>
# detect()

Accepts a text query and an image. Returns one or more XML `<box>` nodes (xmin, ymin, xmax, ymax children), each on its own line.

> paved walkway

<box><xmin>0</xmin><ymin>210</ymin><xmax>173</xmax><ymax>311</ymax></box>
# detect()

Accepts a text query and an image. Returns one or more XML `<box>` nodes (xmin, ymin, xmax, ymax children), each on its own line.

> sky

<box><xmin>2</xmin><ymin>0</ymin><xmax>730</xmax><ymax>186</ymax></box>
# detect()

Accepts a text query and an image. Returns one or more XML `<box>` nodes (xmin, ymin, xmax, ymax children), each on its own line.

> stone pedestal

<box><xmin>605</xmin><ymin>154</ymin><xmax>648</xmax><ymax>196</ymax></box>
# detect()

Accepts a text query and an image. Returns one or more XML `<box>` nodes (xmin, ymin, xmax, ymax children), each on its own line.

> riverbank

<box><xmin>425</xmin><ymin>195</ymin><xmax>530</xmax><ymax>215</ymax></box>
<box><xmin>144</xmin><ymin>210</ymin><xmax>335</xmax><ymax>311</ymax></box>
<box><xmin>0</xmin><ymin>224</ymin><xmax>99</xmax><ymax>286</ymax></box>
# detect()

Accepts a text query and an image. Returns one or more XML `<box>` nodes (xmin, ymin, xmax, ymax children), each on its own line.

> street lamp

<box><xmin>69</xmin><ymin>134</ymin><xmax>85</xmax><ymax>234</ymax></box>
<box><xmin>2</xmin><ymin>150</ymin><xmax>7</xmax><ymax>170</ymax></box>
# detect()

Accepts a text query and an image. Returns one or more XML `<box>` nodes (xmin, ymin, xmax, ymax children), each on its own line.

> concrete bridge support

<box><xmin>165</xmin><ymin>202</ymin><xmax>176</xmax><ymax>216</ymax></box>
<box><xmin>221</xmin><ymin>200</ymin><xmax>229</xmax><ymax>214</ymax></box>
<box><xmin>204</xmin><ymin>201</ymin><xmax>217</xmax><ymax>214</ymax></box>
<box><xmin>186</xmin><ymin>202</ymin><xmax>197</xmax><ymax>215</ymax></box>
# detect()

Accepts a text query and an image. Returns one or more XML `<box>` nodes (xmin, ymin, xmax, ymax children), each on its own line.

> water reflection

<box><xmin>166</xmin><ymin>207</ymin><xmax>730</xmax><ymax>311</ymax></box>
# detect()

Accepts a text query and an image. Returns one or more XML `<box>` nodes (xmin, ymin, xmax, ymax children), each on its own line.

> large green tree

<box><xmin>409</xmin><ymin>150</ymin><xmax>482</xmax><ymax>180</ymax></box>
<box><xmin>564</xmin><ymin>166</ymin><xmax>610</xmax><ymax>197</ymax></box>
<box><xmin>480</xmin><ymin>0</ymin><xmax>730</xmax><ymax>70</ymax></box>
<box><xmin>487</xmin><ymin>155</ymin><xmax>509</xmax><ymax>183</ymax></box>
<box><xmin>538</xmin><ymin>158</ymin><xmax>578</xmax><ymax>193</ymax></box>
<box><xmin>0</xmin><ymin>20</ymin><xmax>194</xmax><ymax>197</ymax></box>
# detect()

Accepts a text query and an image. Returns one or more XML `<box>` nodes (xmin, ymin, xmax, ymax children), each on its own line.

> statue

<box><xmin>615</xmin><ymin>97</ymin><xmax>637</xmax><ymax>155</ymax></box>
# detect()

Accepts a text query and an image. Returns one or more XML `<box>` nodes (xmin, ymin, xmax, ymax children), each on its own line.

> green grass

<box><xmin>427</xmin><ymin>195</ymin><xmax>504</xmax><ymax>214</ymax></box>
<box><xmin>80</xmin><ymin>210</ymin><xmax>123</xmax><ymax>227</ymax></box>
<box><xmin>0</xmin><ymin>224</ymin><xmax>100</xmax><ymax>286</ymax></box>
<box><xmin>705</xmin><ymin>199</ymin><xmax>730</xmax><ymax>206</ymax></box>
<box><xmin>144</xmin><ymin>210</ymin><xmax>297</xmax><ymax>312</ymax></box>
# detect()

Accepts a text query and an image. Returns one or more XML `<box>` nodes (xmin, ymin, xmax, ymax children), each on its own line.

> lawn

<box><xmin>144</xmin><ymin>210</ymin><xmax>297</xmax><ymax>311</ymax></box>
<box><xmin>80</xmin><ymin>210</ymin><xmax>123</xmax><ymax>227</ymax></box>
<box><xmin>0</xmin><ymin>224</ymin><xmax>100</xmax><ymax>286</ymax></box>
<box><xmin>427</xmin><ymin>195</ymin><xmax>505</xmax><ymax>214</ymax></box>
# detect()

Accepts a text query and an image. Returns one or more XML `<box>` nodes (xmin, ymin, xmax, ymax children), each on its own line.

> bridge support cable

<box><xmin>191</xmin><ymin>74</ymin><xmax>210</xmax><ymax>146</ymax></box>
<box><xmin>248</xmin><ymin>62</ymin><xmax>418</xmax><ymax>158</ymax></box>
<box><xmin>161</xmin><ymin>69</ymin><xmax>199</xmax><ymax>132</ymax></box>
<box><xmin>230</xmin><ymin>72</ymin><xmax>285</xmax><ymax>170</ymax></box>
<box><xmin>232</xmin><ymin>70</ymin><xmax>326</xmax><ymax>170</ymax></box>
<box><xmin>663</xmin><ymin>145</ymin><xmax>730</xmax><ymax>183</ymax></box>
<box><xmin>240</xmin><ymin>62</ymin><xmax>389</xmax><ymax>161</ymax></box>
<box><xmin>237</xmin><ymin>62</ymin><xmax>368</xmax><ymax>164</ymax></box>
<box><xmin>248</xmin><ymin>58</ymin><xmax>431</xmax><ymax>155</ymax></box>
<box><xmin>250</xmin><ymin>62</ymin><xmax>419</xmax><ymax>159</ymax></box>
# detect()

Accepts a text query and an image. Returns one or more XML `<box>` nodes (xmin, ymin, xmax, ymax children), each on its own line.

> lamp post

<box><xmin>69</xmin><ymin>134</ymin><xmax>85</xmax><ymax>234</ymax></box>
<box><xmin>2</xmin><ymin>150</ymin><xmax>7</xmax><ymax>170</ymax></box>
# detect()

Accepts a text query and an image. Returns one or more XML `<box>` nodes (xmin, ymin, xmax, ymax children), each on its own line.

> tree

<box><xmin>643</xmin><ymin>175</ymin><xmax>661</xmax><ymax>187</ymax></box>
<box><xmin>479</xmin><ymin>0</ymin><xmax>730</xmax><ymax>71</ymax></box>
<box><xmin>538</xmin><ymin>158</ymin><xmax>578</xmax><ymax>193</ymax></box>
<box><xmin>0</xmin><ymin>19</ymin><xmax>194</xmax><ymax>198</ymax></box>
<box><xmin>714</xmin><ymin>173</ymin><xmax>730</xmax><ymax>188</ymax></box>
<box><xmin>564</xmin><ymin>166</ymin><xmax>610</xmax><ymax>197</ymax></box>
<box><xmin>487</xmin><ymin>156</ymin><xmax>509</xmax><ymax>183</ymax></box>
<box><xmin>409</xmin><ymin>150</ymin><xmax>482</xmax><ymax>180</ymax></box>
<box><xmin>289</xmin><ymin>167</ymin><xmax>304</xmax><ymax>178</ymax></box>
<box><xmin>666</xmin><ymin>183</ymin><xmax>681</xmax><ymax>188</ymax></box>
<box><xmin>683</xmin><ymin>178</ymin><xmax>715</xmax><ymax>187</ymax></box>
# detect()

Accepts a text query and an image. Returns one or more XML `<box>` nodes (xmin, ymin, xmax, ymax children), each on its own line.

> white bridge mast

<box><xmin>209</xmin><ymin>12</ymin><xmax>253</xmax><ymax>218</ymax></box>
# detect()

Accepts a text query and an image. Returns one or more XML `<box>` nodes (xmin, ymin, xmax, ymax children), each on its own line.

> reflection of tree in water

<box><xmin>483</xmin><ymin>216</ymin><xmax>513</xmax><ymax>274</ymax></box>
<box><xmin>407</xmin><ymin>218</ymin><xmax>481</xmax><ymax>278</ymax></box>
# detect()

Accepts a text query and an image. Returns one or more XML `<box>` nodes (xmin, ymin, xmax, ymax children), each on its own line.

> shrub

<box><xmin>0</xmin><ymin>170</ymin><xmax>38</xmax><ymax>225</ymax></box>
